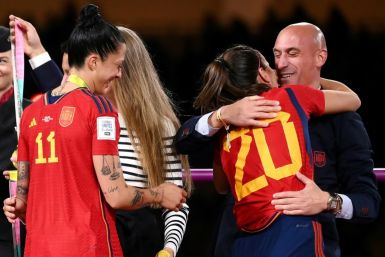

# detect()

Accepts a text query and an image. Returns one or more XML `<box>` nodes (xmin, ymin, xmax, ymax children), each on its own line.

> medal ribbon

<box><xmin>67</xmin><ymin>74</ymin><xmax>90</xmax><ymax>90</ymax></box>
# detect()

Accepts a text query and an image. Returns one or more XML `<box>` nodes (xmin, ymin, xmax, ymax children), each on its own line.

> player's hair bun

<box><xmin>77</xmin><ymin>4</ymin><xmax>102</xmax><ymax>29</ymax></box>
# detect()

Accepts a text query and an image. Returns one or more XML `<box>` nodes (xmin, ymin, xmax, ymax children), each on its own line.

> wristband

<box><xmin>216</xmin><ymin>107</ymin><xmax>231</xmax><ymax>149</ymax></box>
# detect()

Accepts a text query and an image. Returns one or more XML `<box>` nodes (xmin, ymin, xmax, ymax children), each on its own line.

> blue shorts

<box><xmin>231</xmin><ymin>215</ymin><xmax>325</xmax><ymax>257</ymax></box>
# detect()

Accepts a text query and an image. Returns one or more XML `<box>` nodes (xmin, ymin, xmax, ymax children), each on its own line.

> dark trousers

<box><xmin>116</xmin><ymin>207</ymin><xmax>164</xmax><ymax>257</ymax></box>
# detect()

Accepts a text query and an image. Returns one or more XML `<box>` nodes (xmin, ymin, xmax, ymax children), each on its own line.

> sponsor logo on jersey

<box><xmin>59</xmin><ymin>106</ymin><xmax>76</xmax><ymax>127</ymax></box>
<box><xmin>29</xmin><ymin>118</ymin><xmax>37</xmax><ymax>128</ymax></box>
<box><xmin>97</xmin><ymin>116</ymin><xmax>116</xmax><ymax>140</ymax></box>
<box><xmin>42</xmin><ymin>116</ymin><xmax>53</xmax><ymax>123</ymax></box>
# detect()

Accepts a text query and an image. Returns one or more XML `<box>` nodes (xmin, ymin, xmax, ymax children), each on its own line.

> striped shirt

<box><xmin>118</xmin><ymin>114</ymin><xmax>189</xmax><ymax>255</ymax></box>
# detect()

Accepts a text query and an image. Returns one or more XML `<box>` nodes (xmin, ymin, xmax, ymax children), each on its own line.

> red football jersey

<box><xmin>18</xmin><ymin>89</ymin><xmax>122</xmax><ymax>257</ymax></box>
<box><xmin>220</xmin><ymin>85</ymin><xmax>325</xmax><ymax>232</ymax></box>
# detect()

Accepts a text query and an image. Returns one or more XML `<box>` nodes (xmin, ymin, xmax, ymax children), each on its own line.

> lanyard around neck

<box><xmin>67</xmin><ymin>74</ymin><xmax>90</xmax><ymax>90</ymax></box>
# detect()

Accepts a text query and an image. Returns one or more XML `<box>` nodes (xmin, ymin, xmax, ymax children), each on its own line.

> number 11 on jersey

<box><xmin>35</xmin><ymin>131</ymin><xmax>59</xmax><ymax>164</ymax></box>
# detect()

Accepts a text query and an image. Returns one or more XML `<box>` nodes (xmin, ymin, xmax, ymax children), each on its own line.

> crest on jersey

<box><xmin>313</xmin><ymin>151</ymin><xmax>326</xmax><ymax>167</ymax></box>
<box><xmin>59</xmin><ymin>106</ymin><xmax>76</xmax><ymax>127</ymax></box>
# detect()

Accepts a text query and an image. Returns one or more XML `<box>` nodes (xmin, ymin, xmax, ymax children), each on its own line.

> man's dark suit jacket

<box><xmin>175</xmin><ymin>112</ymin><xmax>381</xmax><ymax>257</ymax></box>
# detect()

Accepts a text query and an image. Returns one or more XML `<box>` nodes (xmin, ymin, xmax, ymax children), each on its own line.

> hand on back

<box><xmin>221</xmin><ymin>95</ymin><xmax>281</xmax><ymax>127</ymax></box>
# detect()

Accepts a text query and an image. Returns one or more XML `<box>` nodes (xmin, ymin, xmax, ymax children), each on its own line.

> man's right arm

<box><xmin>30</xmin><ymin>56</ymin><xmax>63</xmax><ymax>92</ymax></box>
<box><xmin>9</xmin><ymin>15</ymin><xmax>63</xmax><ymax>92</ymax></box>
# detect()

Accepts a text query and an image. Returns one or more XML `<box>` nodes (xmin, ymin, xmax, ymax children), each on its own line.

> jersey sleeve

<box><xmin>89</xmin><ymin>97</ymin><xmax>120</xmax><ymax>156</ymax></box>
<box><xmin>291</xmin><ymin>85</ymin><xmax>325</xmax><ymax>116</ymax></box>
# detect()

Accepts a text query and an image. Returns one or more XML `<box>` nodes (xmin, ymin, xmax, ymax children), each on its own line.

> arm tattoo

<box><xmin>17</xmin><ymin>161</ymin><xmax>30</xmax><ymax>197</ymax></box>
<box><xmin>103</xmin><ymin>186</ymin><xmax>119</xmax><ymax>195</ymax></box>
<box><xmin>100</xmin><ymin>155</ymin><xmax>121</xmax><ymax>180</ymax></box>
<box><xmin>109</xmin><ymin>156</ymin><xmax>120</xmax><ymax>181</ymax></box>
<box><xmin>18</xmin><ymin>161</ymin><xmax>29</xmax><ymax>181</ymax></box>
<box><xmin>17</xmin><ymin>186</ymin><xmax>28</xmax><ymax>196</ymax></box>
<box><xmin>101</xmin><ymin>156</ymin><xmax>112</xmax><ymax>176</ymax></box>
<box><xmin>150</xmin><ymin>188</ymin><xmax>163</xmax><ymax>204</ymax></box>
<box><xmin>131</xmin><ymin>190</ymin><xmax>144</xmax><ymax>207</ymax></box>
<box><xmin>149</xmin><ymin>189</ymin><xmax>160</xmax><ymax>198</ymax></box>
<box><xmin>109</xmin><ymin>172</ymin><xmax>120</xmax><ymax>180</ymax></box>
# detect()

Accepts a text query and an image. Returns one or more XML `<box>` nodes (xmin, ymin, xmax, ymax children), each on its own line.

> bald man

<box><xmin>270</xmin><ymin>22</ymin><xmax>380</xmax><ymax>257</ymax></box>
<box><xmin>175</xmin><ymin>22</ymin><xmax>380</xmax><ymax>257</ymax></box>
<box><xmin>273</xmin><ymin>23</ymin><xmax>327</xmax><ymax>88</ymax></box>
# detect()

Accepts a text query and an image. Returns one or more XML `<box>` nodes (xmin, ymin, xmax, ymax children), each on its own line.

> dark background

<box><xmin>2</xmin><ymin>1</ymin><xmax>384</xmax><ymax>256</ymax></box>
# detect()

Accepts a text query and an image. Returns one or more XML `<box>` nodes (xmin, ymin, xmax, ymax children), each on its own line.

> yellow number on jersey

<box><xmin>35</xmin><ymin>131</ymin><xmax>59</xmax><ymax>164</ymax></box>
<box><xmin>224</xmin><ymin>112</ymin><xmax>302</xmax><ymax>201</ymax></box>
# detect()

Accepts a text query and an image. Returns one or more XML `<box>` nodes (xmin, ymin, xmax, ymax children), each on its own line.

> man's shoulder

<box><xmin>327</xmin><ymin>112</ymin><xmax>365</xmax><ymax>129</ymax></box>
<box><xmin>328</xmin><ymin>111</ymin><xmax>362</xmax><ymax>120</ymax></box>
<box><xmin>313</xmin><ymin>111</ymin><xmax>362</xmax><ymax>124</ymax></box>
<box><xmin>310</xmin><ymin>112</ymin><xmax>366</xmax><ymax>136</ymax></box>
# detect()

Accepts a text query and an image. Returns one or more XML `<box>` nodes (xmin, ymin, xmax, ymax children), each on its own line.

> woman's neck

<box><xmin>68</xmin><ymin>69</ymin><xmax>94</xmax><ymax>92</ymax></box>
<box><xmin>51</xmin><ymin>73</ymin><xmax>91</xmax><ymax>96</ymax></box>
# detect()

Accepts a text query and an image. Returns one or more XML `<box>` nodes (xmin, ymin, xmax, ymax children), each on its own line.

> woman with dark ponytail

<box><xmin>3</xmin><ymin>4</ymin><xmax>187</xmax><ymax>257</ymax></box>
<box><xmin>194</xmin><ymin>45</ymin><xmax>361</xmax><ymax>257</ymax></box>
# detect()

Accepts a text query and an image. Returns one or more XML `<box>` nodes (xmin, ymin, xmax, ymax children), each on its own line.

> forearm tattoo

<box><xmin>149</xmin><ymin>189</ymin><xmax>160</xmax><ymax>199</ymax></box>
<box><xmin>17</xmin><ymin>186</ymin><xmax>28</xmax><ymax>195</ymax></box>
<box><xmin>150</xmin><ymin>188</ymin><xmax>164</xmax><ymax>204</ymax></box>
<box><xmin>18</xmin><ymin>162</ymin><xmax>29</xmax><ymax>180</ymax></box>
<box><xmin>107</xmin><ymin>186</ymin><xmax>119</xmax><ymax>194</ymax></box>
<box><xmin>131</xmin><ymin>190</ymin><xmax>144</xmax><ymax>207</ymax></box>
<box><xmin>100</xmin><ymin>155</ymin><xmax>121</xmax><ymax>180</ymax></box>
<box><xmin>103</xmin><ymin>185</ymin><xmax>120</xmax><ymax>196</ymax></box>
<box><xmin>17</xmin><ymin>161</ymin><xmax>30</xmax><ymax>197</ymax></box>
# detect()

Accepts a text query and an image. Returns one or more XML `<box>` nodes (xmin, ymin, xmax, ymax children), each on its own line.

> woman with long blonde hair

<box><xmin>111</xmin><ymin>26</ymin><xmax>191</xmax><ymax>257</ymax></box>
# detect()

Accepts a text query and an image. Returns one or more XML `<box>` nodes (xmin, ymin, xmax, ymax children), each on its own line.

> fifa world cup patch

<box><xmin>97</xmin><ymin>117</ymin><xmax>116</xmax><ymax>140</ymax></box>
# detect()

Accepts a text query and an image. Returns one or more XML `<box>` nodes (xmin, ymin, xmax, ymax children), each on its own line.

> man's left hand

<box><xmin>271</xmin><ymin>172</ymin><xmax>330</xmax><ymax>215</ymax></box>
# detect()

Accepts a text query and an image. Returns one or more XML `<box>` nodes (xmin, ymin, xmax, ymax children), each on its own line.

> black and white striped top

<box><xmin>117</xmin><ymin>114</ymin><xmax>189</xmax><ymax>255</ymax></box>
